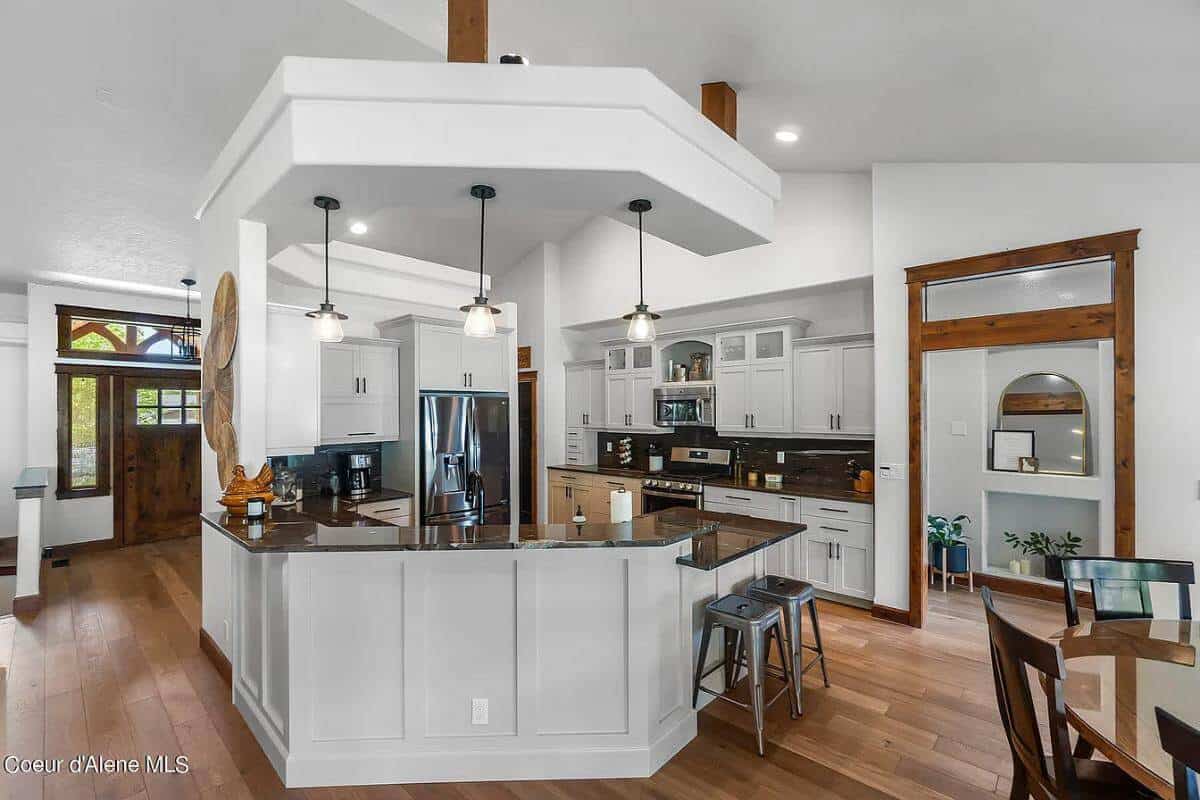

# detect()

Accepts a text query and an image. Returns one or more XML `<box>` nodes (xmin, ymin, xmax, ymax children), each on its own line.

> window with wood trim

<box><xmin>56</xmin><ymin>372</ymin><xmax>112</xmax><ymax>499</ymax></box>
<box><xmin>56</xmin><ymin>305</ymin><xmax>200</xmax><ymax>363</ymax></box>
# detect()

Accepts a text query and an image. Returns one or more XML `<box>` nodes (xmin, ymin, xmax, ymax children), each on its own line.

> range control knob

<box><xmin>645</xmin><ymin>480</ymin><xmax>657</xmax><ymax>488</ymax></box>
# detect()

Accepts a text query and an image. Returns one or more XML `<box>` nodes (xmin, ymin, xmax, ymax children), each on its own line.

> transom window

<box><xmin>57</xmin><ymin>305</ymin><xmax>201</xmax><ymax>363</ymax></box>
<box><xmin>136</xmin><ymin>387</ymin><xmax>201</xmax><ymax>426</ymax></box>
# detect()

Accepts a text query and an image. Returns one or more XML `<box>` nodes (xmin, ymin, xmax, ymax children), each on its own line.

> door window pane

<box><xmin>70</xmin><ymin>376</ymin><xmax>98</xmax><ymax>488</ymax></box>
<box><xmin>185</xmin><ymin>408</ymin><xmax>200</xmax><ymax>425</ymax></box>
<box><xmin>161</xmin><ymin>408</ymin><xmax>183</xmax><ymax>425</ymax></box>
<box><xmin>136</xmin><ymin>387</ymin><xmax>158</xmax><ymax>406</ymax></box>
<box><xmin>161</xmin><ymin>389</ymin><xmax>183</xmax><ymax>406</ymax></box>
<box><xmin>184</xmin><ymin>389</ymin><xmax>200</xmax><ymax>407</ymax></box>
<box><xmin>137</xmin><ymin>408</ymin><xmax>159</xmax><ymax>426</ymax></box>
<box><xmin>924</xmin><ymin>258</ymin><xmax>1113</xmax><ymax>322</ymax></box>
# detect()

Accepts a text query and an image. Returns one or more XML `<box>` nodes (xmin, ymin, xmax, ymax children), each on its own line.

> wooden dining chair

<box><xmin>1061</xmin><ymin>557</ymin><xmax>1195</xmax><ymax>628</ymax></box>
<box><xmin>1157</xmin><ymin>707</ymin><xmax>1200</xmax><ymax>800</ymax></box>
<box><xmin>981</xmin><ymin>587</ymin><xmax>1145</xmax><ymax>799</ymax></box>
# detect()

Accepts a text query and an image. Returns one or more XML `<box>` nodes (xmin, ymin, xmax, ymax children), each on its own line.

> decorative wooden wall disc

<box><xmin>201</xmin><ymin>336</ymin><xmax>234</xmax><ymax>448</ymax></box>
<box><xmin>214</xmin><ymin>421</ymin><xmax>239</xmax><ymax>490</ymax></box>
<box><xmin>209</xmin><ymin>271</ymin><xmax>239</xmax><ymax>370</ymax></box>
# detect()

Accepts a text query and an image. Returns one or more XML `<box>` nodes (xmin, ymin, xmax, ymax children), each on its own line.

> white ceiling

<box><xmin>477</xmin><ymin>0</ymin><xmax>1200</xmax><ymax>171</ymax></box>
<box><xmin>0</xmin><ymin>0</ymin><xmax>438</xmax><ymax>294</ymax></box>
<box><xmin>5</xmin><ymin>0</ymin><xmax>1199</xmax><ymax>295</ymax></box>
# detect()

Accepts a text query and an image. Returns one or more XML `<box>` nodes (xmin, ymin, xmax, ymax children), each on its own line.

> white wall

<box><xmin>0</xmin><ymin>292</ymin><xmax>27</xmax><ymax>535</ymax></box>
<box><xmin>25</xmin><ymin>282</ymin><xmax>196</xmax><ymax>547</ymax></box>
<box><xmin>558</xmin><ymin>172</ymin><xmax>872</xmax><ymax>328</ymax></box>
<box><xmin>873</xmin><ymin>163</ymin><xmax>1200</xmax><ymax>613</ymax></box>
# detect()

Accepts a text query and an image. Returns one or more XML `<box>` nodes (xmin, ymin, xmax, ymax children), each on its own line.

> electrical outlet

<box><xmin>877</xmin><ymin>463</ymin><xmax>906</xmax><ymax>480</ymax></box>
<box><xmin>471</xmin><ymin>697</ymin><xmax>489</xmax><ymax>725</ymax></box>
<box><xmin>776</xmin><ymin>451</ymin><xmax>786</xmax><ymax>464</ymax></box>
<box><xmin>606</xmin><ymin>441</ymin><xmax>613</xmax><ymax>453</ymax></box>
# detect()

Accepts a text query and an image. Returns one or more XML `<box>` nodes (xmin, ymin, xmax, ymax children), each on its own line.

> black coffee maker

<box><xmin>341</xmin><ymin>453</ymin><xmax>373</xmax><ymax>499</ymax></box>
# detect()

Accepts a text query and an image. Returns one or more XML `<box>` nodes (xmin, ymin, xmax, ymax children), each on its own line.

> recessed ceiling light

<box><xmin>349</xmin><ymin>221</ymin><xmax>368</xmax><ymax>235</ymax></box>
<box><xmin>774</xmin><ymin>129</ymin><xmax>799</xmax><ymax>144</ymax></box>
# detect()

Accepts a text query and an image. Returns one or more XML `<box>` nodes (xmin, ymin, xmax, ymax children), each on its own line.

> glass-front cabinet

<box><xmin>606</xmin><ymin>344</ymin><xmax>652</xmax><ymax>373</ymax></box>
<box><xmin>716</xmin><ymin>332</ymin><xmax>747</xmax><ymax>365</ymax></box>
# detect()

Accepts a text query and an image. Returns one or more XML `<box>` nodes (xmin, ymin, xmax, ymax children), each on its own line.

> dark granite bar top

<box><xmin>200</xmin><ymin>503</ymin><xmax>803</xmax><ymax>569</ymax></box>
<box><xmin>705</xmin><ymin>476</ymin><xmax>873</xmax><ymax>504</ymax></box>
<box><xmin>345</xmin><ymin>487</ymin><xmax>413</xmax><ymax>504</ymax></box>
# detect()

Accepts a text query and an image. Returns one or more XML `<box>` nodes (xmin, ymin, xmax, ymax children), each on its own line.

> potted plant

<box><xmin>1025</xmin><ymin>531</ymin><xmax>1083</xmax><ymax>580</ymax></box>
<box><xmin>927</xmin><ymin>514</ymin><xmax>971</xmax><ymax>574</ymax></box>
<box><xmin>1003</xmin><ymin>530</ymin><xmax>1034</xmax><ymax>575</ymax></box>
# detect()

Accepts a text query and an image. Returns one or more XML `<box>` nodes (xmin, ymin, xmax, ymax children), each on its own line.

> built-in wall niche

<box><xmin>995</xmin><ymin>372</ymin><xmax>1090</xmax><ymax>475</ymax></box>
<box><xmin>659</xmin><ymin>339</ymin><xmax>713</xmax><ymax>383</ymax></box>
<box><xmin>984</xmin><ymin>490</ymin><xmax>1099</xmax><ymax>578</ymax></box>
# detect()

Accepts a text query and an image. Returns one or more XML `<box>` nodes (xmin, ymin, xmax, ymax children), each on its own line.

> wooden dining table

<box><xmin>1054</xmin><ymin>618</ymin><xmax>1200</xmax><ymax>799</ymax></box>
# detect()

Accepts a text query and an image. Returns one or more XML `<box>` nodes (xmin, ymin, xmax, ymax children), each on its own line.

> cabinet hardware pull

<box><xmin>463</xmin><ymin>372</ymin><xmax>468</xmax><ymax>386</ymax></box>
<box><xmin>727</xmin><ymin>495</ymin><xmax>752</xmax><ymax>502</ymax></box>
<box><xmin>744</xmin><ymin>413</ymin><xmax>749</xmax><ymax>428</ymax></box>
<box><xmin>837</xmin><ymin>542</ymin><xmax>842</xmax><ymax>559</ymax></box>
<box><xmin>469</xmin><ymin>373</ymin><xmax>473</xmax><ymax>387</ymax></box>
<box><xmin>836</xmin><ymin>413</ymin><xmax>840</xmax><ymax>430</ymax></box>
<box><xmin>363</xmin><ymin>378</ymin><xmax>367</xmax><ymax>394</ymax></box>
<box><xmin>827</xmin><ymin>541</ymin><xmax>832</xmax><ymax>558</ymax></box>
<box><xmin>829</xmin><ymin>413</ymin><xmax>834</xmax><ymax>429</ymax></box>
<box><xmin>819</xmin><ymin>525</ymin><xmax>848</xmax><ymax>533</ymax></box>
<box><xmin>818</xmin><ymin>507</ymin><xmax>848</xmax><ymax>513</ymax></box>
<box><xmin>347</xmin><ymin>432</ymin><xmax>376</xmax><ymax>436</ymax></box>
<box><xmin>355</xmin><ymin>377</ymin><xmax>360</xmax><ymax>393</ymax></box>
<box><xmin>751</xmin><ymin>413</ymin><xmax>755</xmax><ymax>428</ymax></box>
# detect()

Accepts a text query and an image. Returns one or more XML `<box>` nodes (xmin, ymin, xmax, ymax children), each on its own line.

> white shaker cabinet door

<box><xmin>748</xmin><ymin>363</ymin><xmax>789</xmax><ymax>432</ymax></box>
<box><xmin>837</xmin><ymin>343</ymin><xmax>874</xmax><ymax>434</ymax></box>
<box><xmin>357</xmin><ymin>344</ymin><xmax>397</xmax><ymax>400</ymax></box>
<box><xmin>792</xmin><ymin>347</ymin><xmax>837</xmax><ymax>433</ymax></box>
<box><xmin>585</xmin><ymin>365</ymin><xmax>606</xmax><ymax>428</ymax></box>
<box><xmin>715</xmin><ymin>365</ymin><xmax>749</xmax><ymax>431</ymax></box>
<box><xmin>419</xmin><ymin>325</ymin><xmax>465</xmax><ymax>390</ymax></box>
<box><xmin>564</xmin><ymin>367</ymin><xmax>588</xmax><ymax>427</ymax></box>
<box><xmin>461</xmin><ymin>334</ymin><xmax>506</xmax><ymax>392</ymax></box>
<box><xmin>321</xmin><ymin>343</ymin><xmax>360</xmax><ymax>400</ymax></box>
<box><xmin>606</xmin><ymin>373</ymin><xmax>629</xmax><ymax>428</ymax></box>
<box><xmin>800</xmin><ymin>529</ymin><xmax>836</xmax><ymax>592</ymax></box>
<box><xmin>629</xmin><ymin>373</ymin><xmax>656</xmax><ymax>428</ymax></box>
<box><xmin>266</xmin><ymin>307</ymin><xmax>320</xmax><ymax>455</ymax></box>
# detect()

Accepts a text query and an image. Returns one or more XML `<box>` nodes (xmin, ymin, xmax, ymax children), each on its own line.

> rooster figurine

<box><xmin>218</xmin><ymin>463</ymin><xmax>276</xmax><ymax>515</ymax></box>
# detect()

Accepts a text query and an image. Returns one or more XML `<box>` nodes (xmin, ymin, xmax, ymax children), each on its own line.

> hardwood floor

<box><xmin>0</xmin><ymin>536</ymin><xmax>1078</xmax><ymax>799</ymax></box>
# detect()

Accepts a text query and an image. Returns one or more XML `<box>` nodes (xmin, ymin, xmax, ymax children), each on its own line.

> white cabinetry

<box><xmin>604</xmin><ymin>344</ymin><xmax>657</xmax><ymax>431</ymax></box>
<box><xmin>714</xmin><ymin>326</ymin><xmax>793</xmax><ymax>433</ymax></box>
<box><xmin>320</xmin><ymin>341</ymin><xmax>399</xmax><ymax>444</ymax></box>
<box><xmin>701</xmin><ymin>486</ymin><xmax>875</xmax><ymax>604</ymax></box>
<box><xmin>418</xmin><ymin>323</ymin><xmax>508</xmax><ymax>392</ymax></box>
<box><xmin>266</xmin><ymin>305</ymin><xmax>320</xmax><ymax>456</ymax></box>
<box><xmin>565</xmin><ymin>361</ymin><xmax>605</xmax><ymax>428</ymax></box>
<box><xmin>792</xmin><ymin>340</ymin><xmax>874</xmax><ymax>435</ymax></box>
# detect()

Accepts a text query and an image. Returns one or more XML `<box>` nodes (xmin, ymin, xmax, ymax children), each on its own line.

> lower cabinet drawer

<box><xmin>355</xmin><ymin>498</ymin><xmax>412</xmax><ymax>518</ymax></box>
<box><xmin>703</xmin><ymin>486</ymin><xmax>773</xmax><ymax>514</ymax></box>
<box><xmin>800</xmin><ymin>497</ymin><xmax>873</xmax><ymax>523</ymax></box>
<box><xmin>804</xmin><ymin>517</ymin><xmax>872</xmax><ymax>549</ymax></box>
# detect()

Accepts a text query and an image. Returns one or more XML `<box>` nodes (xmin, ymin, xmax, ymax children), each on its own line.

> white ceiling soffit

<box><xmin>195</xmin><ymin>57</ymin><xmax>782</xmax><ymax>259</ymax></box>
<box><xmin>269</xmin><ymin>240</ymin><xmax>491</xmax><ymax>310</ymax></box>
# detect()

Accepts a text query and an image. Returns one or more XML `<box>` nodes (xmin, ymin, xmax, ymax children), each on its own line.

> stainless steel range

<box><xmin>641</xmin><ymin>446</ymin><xmax>731</xmax><ymax>514</ymax></box>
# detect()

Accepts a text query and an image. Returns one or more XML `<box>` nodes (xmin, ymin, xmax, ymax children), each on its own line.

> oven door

<box><xmin>642</xmin><ymin>488</ymin><xmax>701</xmax><ymax>514</ymax></box>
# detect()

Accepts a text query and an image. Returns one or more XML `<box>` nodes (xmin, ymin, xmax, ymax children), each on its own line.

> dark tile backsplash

<box><xmin>597</xmin><ymin>430</ymin><xmax>873</xmax><ymax>488</ymax></box>
<box><xmin>268</xmin><ymin>443</ymin><xmax>384</xmax><ymax>496</ymax></box>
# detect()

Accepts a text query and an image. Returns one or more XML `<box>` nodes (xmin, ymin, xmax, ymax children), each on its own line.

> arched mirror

<box><xmin>996</xmin><ymin>372</ymin><xmax>1089</xmax><ymax>475</ymax></box>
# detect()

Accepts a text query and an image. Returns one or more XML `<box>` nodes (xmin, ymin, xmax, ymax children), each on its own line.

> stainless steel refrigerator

<box><xmin>420</xmin><ymin>392</ymin><xmax>511</xmax><ymax>525</ymax></box>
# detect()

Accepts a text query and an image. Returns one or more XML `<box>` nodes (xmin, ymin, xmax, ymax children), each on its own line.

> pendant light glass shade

<box><xmin>306</xmin><ymin>195</ymin><xmax>348</xmax><ymax>343</ymax></box>
<box><xmin>623</xmin><ymin>199</ymin><xmax>660</xmax><ymax>343</ymax></box>
<box><xmin>461</xmin><ymin>184</ymin><xmax>501</xmax><ymax>338</ymax></box>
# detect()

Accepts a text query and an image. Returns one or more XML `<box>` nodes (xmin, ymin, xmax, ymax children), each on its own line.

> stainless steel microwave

<box><xmin>653</xmin><ymin>385</ymin><xmax>716</xmax><ymax>427</ymax></box>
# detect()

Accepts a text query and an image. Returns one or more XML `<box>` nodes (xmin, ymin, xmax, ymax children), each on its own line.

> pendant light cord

<box><xmin>324</xmin><ymin>205</ymin><xmax>331</xmax><ymax>306</ymax></box>
<box><xmin>478</xmin><ymin>192</ymin><xmax>487</xmax><ymax>298</ymax></box>
<box><xmin>637</xmin><ymin>208</ymin><xmax>645</xmax><ymax>307</ymax></box>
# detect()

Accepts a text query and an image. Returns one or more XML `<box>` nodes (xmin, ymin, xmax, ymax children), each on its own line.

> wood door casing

<box><xmin>119</xmin><ymin>374</ymin><xmax>202</xmax><ymax>545</ymax></box>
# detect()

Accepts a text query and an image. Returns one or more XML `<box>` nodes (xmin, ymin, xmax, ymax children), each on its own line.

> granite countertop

<box><xmin>547</xmin><ymin>464</ymin><xmax>647</xmax><ymax>478</ymax></box>
<box><xmin>704</xmin><ymin>475</ymin><xmax>873</xmax><ymax>504</ymax></box>
<box><xmin>200</xmin><ymin>504</ymin><xmax>803</xmax><ymax>570</ymax></box>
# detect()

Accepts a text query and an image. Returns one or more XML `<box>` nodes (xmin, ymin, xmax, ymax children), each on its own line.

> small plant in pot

<box><xmin>1025</xmin><ymin>531</ymin><xmax>1083</xmax><ymax>580</ymax></box>
<box><xmin>927</xmin><ymin>514</ymin><xmax>971</xmax><ymax>574</ymax></box>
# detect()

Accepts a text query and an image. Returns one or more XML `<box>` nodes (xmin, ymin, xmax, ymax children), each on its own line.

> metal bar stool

<box><xmin>692</xmin><ymin>594</ymin><xmax>794</xmax><ymax>755</ymax></box>
<box><xmin>747</xmin><ymin>575</ymin><xmax>830</xmax><ymax>717</ymax></box>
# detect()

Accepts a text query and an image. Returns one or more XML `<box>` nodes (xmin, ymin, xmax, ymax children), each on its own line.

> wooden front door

<box><xmin>119</xmin><ymin>375</ymin><xmax>202</xmax><ymax>544</ymax></box>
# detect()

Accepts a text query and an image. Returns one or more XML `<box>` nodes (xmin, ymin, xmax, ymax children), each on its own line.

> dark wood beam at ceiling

<box><xmin>701</xmin><ymin>82</ymin><xmax>737</xmax><ymax>139</ymax></box>
<box><xmin>448</xmin><ymin>0</ymin><xmax>488</xmax><ymax>63</ymax></box>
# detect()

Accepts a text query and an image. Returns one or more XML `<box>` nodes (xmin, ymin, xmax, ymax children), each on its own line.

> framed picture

<box><xmin>991</xmin><ymin>429</ymin><xmax>1035</xmax><ymax>472</ymax></box>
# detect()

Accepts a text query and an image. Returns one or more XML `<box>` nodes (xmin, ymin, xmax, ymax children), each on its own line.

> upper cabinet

<box><xmin>320</xmin><ymin>341</ymin><xmax>399</xmax><ymax>444</ymax></box>
<box><xmin>266</xmin><ymin>305</ymin><xmax>321</xmax><ymax>456</ymax></box>
<box><xmin>792</xmin><ymin>340</ymin><xmax>874</xmax><ymax>435</ymax></box>
<box><xmin>565</xmin><ymin>362</ymin><xmax>605</xmax><ymax>428</ymax></box>
<box><xmin>418</xmin><ymin>323</ymin><xmax>509</xmax><ymax>392</ymax></box>
<box><xmin>606</xmin><ymin>344</ymin><xmax>653</xmax><ymax>374</ymax></box>
<box><xmin>714</xmin><ymin>325</ymin><xmax>795</xmax><ymax>433</ymax></box>
<box><xmin>603</xmin><ymin>344</ymin><xmax>658</xmax><ymax>432</ymax></box>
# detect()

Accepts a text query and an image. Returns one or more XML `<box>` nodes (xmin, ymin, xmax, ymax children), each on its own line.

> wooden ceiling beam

<box><xmin>448</xmin><ymin>0</ymin><xmax>488</xmax><ymax>63</ymax></box>
<box><xmin>701</xmin><ymin>81</ymin><xmax>737</xmax><ymax>139</ymax></box>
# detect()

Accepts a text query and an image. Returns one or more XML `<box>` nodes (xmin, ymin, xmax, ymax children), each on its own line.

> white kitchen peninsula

<box><xmin>200</xmin><ymin>503</ymin><xmax>801</xmax><ymax>787</ymax></box>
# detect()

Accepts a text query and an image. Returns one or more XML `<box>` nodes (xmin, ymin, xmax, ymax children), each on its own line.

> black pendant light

<box><xmin>460</xmin><ymin>184</ymin><xmax>501</xmax><ymax>338</ymax></box>
<box><xmin>171</xmin><ymin>278</ymin><xmax>200</xmax><ymax>361</ymax></box>
<box><xmin>306</xmin><ymin>195</ymin><xmax>348</xmax><ymax>342</ymax></box>
<box><xmin>623</xmin><ymin>199</ymin><xmax>660</xmax><ymax>342</ymax></box>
